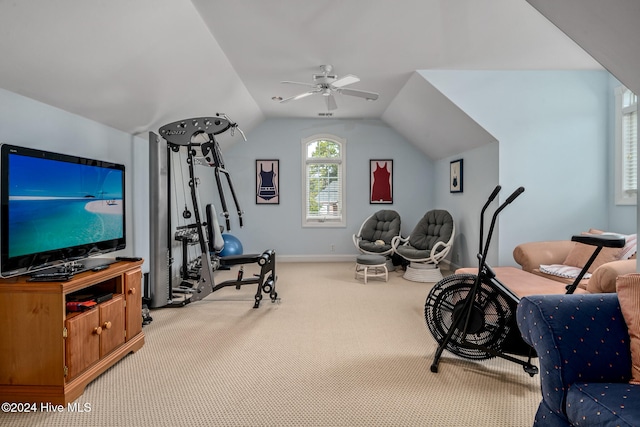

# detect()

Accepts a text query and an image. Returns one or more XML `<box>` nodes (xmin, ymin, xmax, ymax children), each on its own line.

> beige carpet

<box><xmin>2</xmin><ymin>262</ymin><xmax>540</xmax><ymax>427</ymax></box>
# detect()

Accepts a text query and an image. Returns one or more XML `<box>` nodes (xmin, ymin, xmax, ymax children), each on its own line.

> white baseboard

<box><xmin>278</xmin><ymin>254</ymin><xmax>358</xmax><ymax>263</ymax></box>
<box><xmin>277</xmin><ymin>255</ymin><xmax>463</xmax><ymax>270</ymax></box>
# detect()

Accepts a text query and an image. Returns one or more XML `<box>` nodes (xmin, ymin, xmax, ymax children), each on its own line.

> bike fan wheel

<box><xmin>425</xmin><ymin>274</ymin><xmax>513</xmax><ymax>360</ymax></box>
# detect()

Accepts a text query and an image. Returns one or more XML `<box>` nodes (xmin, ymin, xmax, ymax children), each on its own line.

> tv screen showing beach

<box><xmin>7</xmin><ymin>153</ymin><xmax>124</xmax><ymax>258</ymax></box>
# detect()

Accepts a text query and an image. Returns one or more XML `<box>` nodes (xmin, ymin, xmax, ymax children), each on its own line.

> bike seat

<box><xmin>571</xmin><ymin>233</ymin><xmax>625</xmax><ymax>248</ymax></box>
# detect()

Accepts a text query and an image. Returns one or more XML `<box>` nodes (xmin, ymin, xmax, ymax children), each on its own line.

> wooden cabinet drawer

<box><xmin>99</xmin><ymin>295</ymin><xmax>125</xmax><ymax>357</ymax></box>
<box><xmin>65</xmin><ymin>295</ymin><xmax>125</xmax><ymax>380</ymax></box>
<box><xmin>65</xmin><ymin>309</ymin><xmax>100</xmax><ymax>380</ymax></box>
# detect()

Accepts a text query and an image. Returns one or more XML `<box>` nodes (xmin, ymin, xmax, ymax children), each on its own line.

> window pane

<box><xmin>623</xmin><ymin>88</ymin><xmax>638</xmax><ymax>108</ymax></box>
<box><xmin>615</xmin><ymin>86</ymin><xmax>637</xmax><ymax>204</ymax></box>
<box><xmin>623</xmin><ymin>109</ymin><xmax>638</xmax><ymax>192</ymax></box>
<box><xmin>306</xmin><ymin>162</ymin><xmax>341</xmax><ymax>217</ymax></box>
<box><xmin>302</xmin><ymin>135</ymin><xmax>345</xmax><ymax>226</ymax></box>
<box><xmin>308</xmin><ymin>140</ymin><xmax>340</xmax><ymax>159</ymax></box>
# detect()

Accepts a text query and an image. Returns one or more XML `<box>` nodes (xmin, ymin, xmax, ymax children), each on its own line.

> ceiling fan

<box><xmin>280</xmin><ymin>64</ymin><xmax>379</xmax><ymax>111</ymax></box>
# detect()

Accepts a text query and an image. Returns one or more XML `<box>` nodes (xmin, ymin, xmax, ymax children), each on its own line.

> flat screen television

<box><xmin>0</xmin><ymin>144</ymin><xmax>126</xmax><ymax>278</ymax></box>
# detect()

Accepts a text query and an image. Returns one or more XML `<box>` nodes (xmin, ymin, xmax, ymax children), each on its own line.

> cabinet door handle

<box><xmin>128</xmin><ymin>287</ymin><xmax>136</xmax><ymax>295</ymax></box>
<box><xmin>93</xmin><ymin>326</ymin><xmax>103</xmax><ymax>335</ymax></box>
<box><xmin>103</xmin><ymin>321</ymin><xmax>112</xmax><ymax>330</ymax></box>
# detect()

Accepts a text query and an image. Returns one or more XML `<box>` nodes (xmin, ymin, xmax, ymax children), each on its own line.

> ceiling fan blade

<box><xmin>281</xmin><ymin>80</ymin><xmax>318</xmax><ymax>88</ymax></box>
<box><xmin>326</xmin><ymin>94</ymin><xmax>338</xmax><ymax>111</ymax></box>
<box><xmin>280</xmin><ymin>90</ymin><xmax>320</xmax><ymax>103</ymax></box>
<box><xmin>338</xmin><ymin>87</ymin><xmax>379</xmax><ymax>101</ymax></box>
<box><xmin>331</xmin><ymin>74</ymin><xmax>359</xmax><ymax>88</ymax></box>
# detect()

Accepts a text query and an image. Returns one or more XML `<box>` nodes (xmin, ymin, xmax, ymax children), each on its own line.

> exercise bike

<box><xmin>424</xmin><ymin>185</ymin><xmax>625</xmax><ymax>376</ymax></box>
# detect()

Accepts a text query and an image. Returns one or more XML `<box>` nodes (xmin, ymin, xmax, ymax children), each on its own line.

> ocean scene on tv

<box><xmin>8</xmin><ymin>154</ymin><xmax>124</xmax><ymax>258</ymax></box>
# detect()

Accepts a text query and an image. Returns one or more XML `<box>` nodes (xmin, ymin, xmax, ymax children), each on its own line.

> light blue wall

<box><xmin>434</xmin><ymin>143</ymin><xmax>500</xmax><ymax>268</ymax></box>
<box><xmin>0</xmin><ymin>88</ymin><xmax>149</xmax><ymax>268</ymax></box>
<box><xmin>196</xmin><ymin>118</ymin><xmax>436</xmax><ymax>259</ymax></box>
<box><xmin>2</xmin><ymin>69</ymin><xmax>631</xmax><ymax>270</ymax></box>
<box><xmin>423</xmin><ymin>70</ymin><xmax>617</xmax><ymax>265</ymax></box>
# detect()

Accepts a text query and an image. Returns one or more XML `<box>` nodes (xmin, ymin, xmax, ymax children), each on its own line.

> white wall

<box><xmin>423</xmin><ymin>70</ymin><xmax>617</xmax><ymax>265</ymax></box>
<box><xmin>0</xmin><ymin>88</ymin><xmax>148</xmax><ymax>269</ymax></box>
<box><xmin>193</xmin><ymin>118</ymin><xmax>436</xmax><ymax>260</ymax></box>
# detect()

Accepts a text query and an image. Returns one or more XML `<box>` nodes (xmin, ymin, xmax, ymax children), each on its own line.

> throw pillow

<box><xmin>620</xmin><ymin>234</ymin><xmax>638</xmax><ymax>260</ymax></box>
<box><xmin>589</xmin><ymin>228</ymin><xmax>637</xmax><ymax>260</ymax></box>
<box><xmin>616</xmin><ymin>273</ymin><xmax>640</xmax><ymax>384</ymax></box>
<box><xmin>562</xmin><ymin>232</ymin><xmax>624</xmax><ymax>273</ymax></box>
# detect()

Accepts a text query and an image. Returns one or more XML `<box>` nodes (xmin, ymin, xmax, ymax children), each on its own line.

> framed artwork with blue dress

<box><xmin>256</xmin><ymin>159</ymin><xmax>279</xmax><ymax>204</ymax></box>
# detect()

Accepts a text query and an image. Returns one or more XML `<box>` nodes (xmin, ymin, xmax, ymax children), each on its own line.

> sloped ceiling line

<box><xmin>526</xmin><ymin>0</ymin><xmax>640</xmax><ymax>96</ymax></box>
<box><xmin>0</xmin><ymin>0</ymin><xmax>610</xmax><ymax>158</ymax></box>
<box><xmin>382</xmin><ymin>72</ymin><xmax>497</xmax><ymax>161</ymax></box>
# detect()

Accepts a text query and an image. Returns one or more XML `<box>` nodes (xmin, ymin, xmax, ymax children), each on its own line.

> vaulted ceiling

<box><xmin>0</xmin><ymin>0</ymin><xmax>625</xmax><ymax>159</ymax></box>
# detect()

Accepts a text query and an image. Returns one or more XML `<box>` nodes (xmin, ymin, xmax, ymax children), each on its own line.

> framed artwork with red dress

<box><xmin>256</xmin><ymin>159</ymin><xmax>279</xmax><ymax>204</ymax></box>
<box><xmin>370</xmin><ymin>159</ymin><xmax>393</xmax><ymax>204</ymax></box>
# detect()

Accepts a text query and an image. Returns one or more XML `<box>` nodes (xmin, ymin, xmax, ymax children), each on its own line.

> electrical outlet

<box><xmin>330</xmin><ymin>244</ymin><xmax>335</xmax><ymax>252</ymax></box>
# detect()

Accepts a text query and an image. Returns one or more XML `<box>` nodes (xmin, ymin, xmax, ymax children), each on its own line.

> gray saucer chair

<box><xmin>352</xmin><ymin>209</ymin><xmax>401</xmax><ymax>256</ymax></box>
<box><xmin>391</xmin><ymin>209</ymin><xmax>454</xmax><ymax>282</ymax></box>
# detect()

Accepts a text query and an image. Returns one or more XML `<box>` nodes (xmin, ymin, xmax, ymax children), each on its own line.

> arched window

<box><xmin>301</xmin><ymin>134</ymin><xmax>346</xmax><ymax>227</ymax></box>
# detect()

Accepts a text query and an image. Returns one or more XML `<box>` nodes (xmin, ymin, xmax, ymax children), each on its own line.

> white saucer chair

<box><xmin>352</xmin><ymin>209</ymin><xmax>401</xmax><ymax>257</ymax></box>
<box><xmin>391</xmin><ymin>209</ymin><xmax>454</xmax><ymax>282</ymax></box>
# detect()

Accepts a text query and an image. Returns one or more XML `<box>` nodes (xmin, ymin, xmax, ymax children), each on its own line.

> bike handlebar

<box><xmin>487</xmin><ymin>185</ymin><xmax>502</xmax><ymax>204</ymax></box>
<box><xmin>504</xmin><ymin>186</ymin><xmax>525</xmax><ymax>205</ymax></box>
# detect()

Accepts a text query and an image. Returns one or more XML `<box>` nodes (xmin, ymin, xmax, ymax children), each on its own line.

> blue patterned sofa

<box><xmin>517</xmin><ymin>293</ymin><xmax>640</xmax><ymax>426</ymax></box>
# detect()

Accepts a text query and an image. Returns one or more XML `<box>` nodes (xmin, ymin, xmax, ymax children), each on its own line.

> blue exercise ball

<box><xmin>220</xmin><ymin>234</ymin><xmax>243</xmax><ymax>257</ymax></box>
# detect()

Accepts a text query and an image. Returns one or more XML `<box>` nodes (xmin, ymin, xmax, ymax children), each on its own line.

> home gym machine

<box><xmin>423</xmin><ymin>185</ymin><xmax>625</xmax><ymax>376</ymax></box>
<box><xmin>148</xmin><ymin>115</ymin><xmax>278</xmax><ymax>308</ymax></box>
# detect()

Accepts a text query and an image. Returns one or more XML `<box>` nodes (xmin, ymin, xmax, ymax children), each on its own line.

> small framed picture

<box><xmin>450</xmin><ymin>159</ymin><xmax>463</xmax><ymax>193</ymax></box>
<box><xmin>370</xmin><ymin>159</ymin><xmax>393</xmax><ymax>204</ymax></box>
<box><xmin>256</xmin><ymin>159</ymin><xmax>279</xmax><ymax>204</ymax></box>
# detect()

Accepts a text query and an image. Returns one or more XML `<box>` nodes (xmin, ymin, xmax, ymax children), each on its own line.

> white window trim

<box><xmin>301</xmin><ymin>134</ymin><xmax>347</xmax><ymax>228</ymax></box>
<box><xmin>615</xmin><ymin>85</ymin><xmax>638</xmax><ymax>205</ymax></box>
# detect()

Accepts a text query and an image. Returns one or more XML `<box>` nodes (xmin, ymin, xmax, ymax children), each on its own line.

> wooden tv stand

<box><xmin>0</xmin><ymin>260</ymin><xmax>145</xmax><ymax>405</ymax></box>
